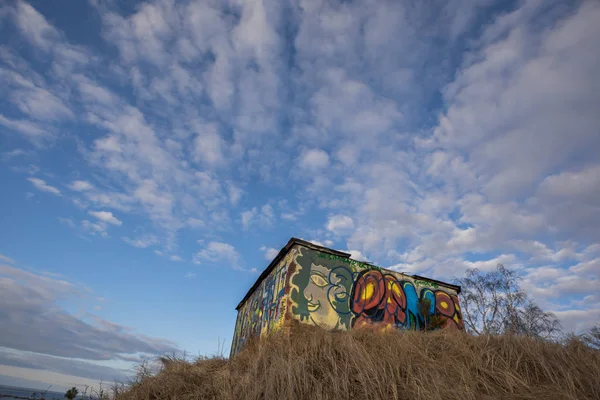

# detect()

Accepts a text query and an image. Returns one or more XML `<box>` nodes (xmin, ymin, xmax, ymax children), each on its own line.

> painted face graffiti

<box><xmin>301</xmin><ymin>264</ymin><xmax>355</xmax><ymax>330</ymax></box>
<box><xmin>233</xmin><ymin>245</ymin><xmax>465</xmax><ymax>357</ymax></box>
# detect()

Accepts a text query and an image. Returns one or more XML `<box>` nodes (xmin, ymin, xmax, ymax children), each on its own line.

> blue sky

<box><xmin>1</xmin><ymin>0</ymin><xmax>599</xmax><ymax>392</ymax></box>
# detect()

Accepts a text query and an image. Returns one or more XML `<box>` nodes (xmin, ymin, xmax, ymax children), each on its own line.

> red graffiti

<box><xmin>351</xmin><ymin>270</ymin><xmax>407</xmax><ymax>329</ymax></box>
<box><xmin>433</xmin><ymin>291</ymin><xmax>464</xmax><ymax>330</ymax></box>
<box><xmin>350</xmin><ymin>270</ymin><xmax>465</xmax><ymax>331</ymax></box>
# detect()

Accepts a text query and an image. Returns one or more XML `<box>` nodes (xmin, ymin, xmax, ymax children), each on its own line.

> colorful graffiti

<box><xmin>232</xmin><ymin>244</ymin><xmax>464</xmax><ymax>356</ymax></box>
<box><xmin>350</xmin><ymin>269</ymin><xmax>463</xmax><ymax>330</ymax></box>
<box><xmin>316</xmin><ymin>252</ymin><xmax>381</xmax><ymax>272</ymax></box>
<box><xmin>289</xmin><ymin>247</ymin><xmax>464</xmax><ymax>332</ymax></box>
<box><xmin>414</xmin><ymin>279</ymin><xmax>439</xmax><ymax>289</ymax></box>
<box><xmin>231</xmin><ymin>251</ymin><xmax>292</xmax><ymax>356</ymax></box>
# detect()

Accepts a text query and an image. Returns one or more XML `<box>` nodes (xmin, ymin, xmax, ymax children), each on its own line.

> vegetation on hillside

<box><xmin>64</xmin><ymin>387</ymin><xmax>78</xmax><ymax>400</ymax></box>
<box><xmin>105</xmin><ymin>264</ymin><xmax>599</xmax><ymax>399</ymax></box>
<box><xmin>112</xmin><ymin>321</ymin><xmax>600</xmax><ymax>400</ymax></box>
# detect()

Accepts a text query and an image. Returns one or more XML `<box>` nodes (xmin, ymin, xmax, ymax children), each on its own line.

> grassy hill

<box><xmin>115</xmin><ymin>323</ymin><xmax>600</xmax><ymax>400</ymax></box>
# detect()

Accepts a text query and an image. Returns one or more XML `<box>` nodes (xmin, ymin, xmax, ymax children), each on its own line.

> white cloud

<box><xmin>122</xmin><ymin>235</ymin><xmax>158</xmax><ymax>249</ymax></box>
<box><xmin>184</xmin><ymin>272</ymin><xmax>196</xmax><ymax>279</ymax></box>
<box><xmin>552</xmin><ymin>309</ymin><xmax>600</xmax><ymax>334</ymax></box>
<box><xmin>1</xmin><ymin>67</ymin><xmax>73</xmax><ymax>124</ymax></box>
<box><xmin>13</xmin><ymin>1</ymin><xmax>60</xmax><ymax>50</ymax></box>
<box><xmin>193</xmin><ymin>123</ymin><xmax>227</xmax><ymax>167</ymax></box>
<box><xmin>1</xmin><ymin>148</ymin><xmax>28</xmax><ymax>161</ymax></box>
<box><xmin>11</xmin><ymin>84</ymin><xmax>73</xmax><ymax>121</ymax></box>
<box><xmin>464</xmin><ymin>254</ymin><xmax>518</xmax><ymax>272</ymax></box>
<box><xmin>305</xmin><ymin>239</ymin><xmax>334</xmax><ymax>248</ymax></box>
<box><xmin>426</xmin><ymin>0</ymin><xmax>600</xmax><ymax>231</ymax></box>
<box><xmin>78</xmin><ymin>96</ymin><xmax>231</xmax><ymax>240</ymax></box>
<box><xmin>133</xmin><ymin>180</ymin><xmax>173</xmax><ymax>222</ymax></box>
<box><xmin>0</xmin><ymin>253</ymin><xmax>15</xmax><ymax>264</ymax></box>
<box><xmin>538</xmin><ymin>165</ymin><xmax>600</xmax><ymax>200</ymax></box>
<box><xmin>260</xmin><ymin>204</ymin><xmax>275</xmax><ymax>225</ymax></box>
<box><xmin>169</xmin><ymin>255</ymin><xmax>183</xmax><ymax>262</ymax></box>
<box><xmin>0</xmin><ymin>259</ymin><xmax>178</xmax><ymax>388</ymax></box>
<box><xmin>99</xmin><ymin>0</ymin><xmax>175</xmax><ymax>66</ymax></box>
<box><xmin>57</xmin><ymin>217</ymin><xmax>75</xmax><ymax>229</ymax></box>
<box><xmin>58</xmin><ymin>215</ymin><xmax>116</xmax><ymax>239</ymax></box>
<box><xmin>194</xmin><ymin>241</ymin><xmax>241</xmax><ymax>269</ymax></box>
<box><xmin>0</xmin><ymin>365</ymin><xmax>107</xmax><ymax>395</ymax></box>
<box><xmin>82</xmin><ymin>191</ymin><xmax>134</xmax><ymax>213</ymax></box>
<box><xmin>241</xmin><ymin>208</ymin><xmax>256</xmax><ymax>230</ymax></box>
<box><xmin>88</xmin><ymin>211</ymin><xmax>122</xmax><ymax>226</ymax></box>
<box><xmin>69</xmin><ymin>180</ymin><xmax>94</xmax><ymax>192</ymax></box>
<box><xmin>387</xmin><ymin>262</ymin><xmax>423</xmax><ymax>275</ymax></box>
<box><xmin>81</xmin><ymin>220</ymin><xmax>108</xmax><ymax>238</ymax></box>
<box><xmin>345</xmin><ymin>249</ymin><xmax>366</xmax><ymax>261</ymax></box>
<box><xmin>27</xmin><ymin>177</ymin><xmax>61</xmax><ymax>196</ymax></box>
<box><xmin>259</xmin><ymin>246</ymin><xmax>279</xmax><ymax>261</ymax></box>
<box><xmin>326</xmin><ymin>215</ymin><xmax>354</xmax><ymax>235</ymax></box>
<box><xmin>74</xmin><ymin>74</ymin><xmax>118</xmax><ymax>106</ymax></box>
<box><xmin>298</xmin><ymin>149</ymin><xmax>330</xmax><ymax>170</ymax></box>
<box><xmin>226</xmin><ymin>182</ymin><xmax>243</xmax><ymax>206</ymax></box>
<box><xmin>281</xmin><ymin>212</ymin><xmax>297</xmax><ymax>221</ymax></box>
<box><xmin>0</xmin><ymin>114</ymin><xmax>48</xmax><ymax>142</ymax></box>
<box><xmin>187</xmin><ymin>218</ymin><xmax>205</xmax><ymax>228</ymax></box>
<box><xmin>240</xmin><ymin>204</ymin><xmax>275</xmax><ymax>229</ymax></box>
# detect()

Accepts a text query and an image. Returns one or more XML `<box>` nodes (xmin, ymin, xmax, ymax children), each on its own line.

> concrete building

<box><xmin>231</xmin><ymin>238</ymin><xmax>464</xmax><ymax>356</ymax></box>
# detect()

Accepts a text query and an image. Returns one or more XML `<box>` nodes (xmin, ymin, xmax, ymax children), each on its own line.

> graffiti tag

<box><xmin>317</xmin><ymin>252</ymin><xmax>381</xmax><ymax>272</ymax></box>
<box><xmin>414</xmin><ymin>279</ymin><xmax>439</xmax><ymax>289</ymax></box>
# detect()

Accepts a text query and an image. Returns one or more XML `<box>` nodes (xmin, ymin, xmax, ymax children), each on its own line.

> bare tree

<box><xmin>580</xmin><ymin>325</ymin><xmax>600</xmax><ymax>349</ymax></box>
<box><xmin>455</xmin><ymin>264</ymin><xmax>525</xmax><ymax>335</ymax></box>
<box><xmin>455</xmin><ymin>264</ymin><xmax>561</xmax><ymax>339</ymax></box>
<box><xmin>91</xmin><ymin>380</ymin><xmax>111</xmax><ymax>400</ymax></box>
<box><xmin>506</xmin><ymin>301</ymin><xmax>562</xmax><ymax>340</ymax></box>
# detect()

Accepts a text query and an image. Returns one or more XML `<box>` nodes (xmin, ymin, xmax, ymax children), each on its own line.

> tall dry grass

<box><xmin>116</xmin><ymin>323</ymin><xmax>600</xmax><ymax>400</ymax></box>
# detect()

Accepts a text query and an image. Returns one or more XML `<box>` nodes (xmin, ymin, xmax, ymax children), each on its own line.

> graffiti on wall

<box><xmin>351</xmin><ymin>269</ymin><xmax>463</xmax><ymax>330</ymax></box>
<box><xmin>233</xmin><ymin>245</ymin><xmax>464</xmax><ymax>356</ymax></box>
<box><xmin>231</xmin><ymin>250</ymin><xmax>292</xmax><ymax>355</ymax></box>
<box><xmin>289</xmin><ymin>247</ymin><xmax>464</xmax><ymax>332</ymax></box>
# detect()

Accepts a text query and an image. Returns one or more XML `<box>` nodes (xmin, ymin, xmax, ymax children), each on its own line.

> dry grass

<box><xmin>116</xmin><ymin>323</ymin><xmax>600</xmax><ymax>400</ymax></box>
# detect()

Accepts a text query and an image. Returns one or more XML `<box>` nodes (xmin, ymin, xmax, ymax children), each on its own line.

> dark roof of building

<box><xmin>235</xmin><ymin>237</ymin><xmax>461</xmax><ymax>310</ymax></box>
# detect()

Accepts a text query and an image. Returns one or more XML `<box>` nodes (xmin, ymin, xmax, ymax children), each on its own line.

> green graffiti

<box><xmin>414</xmin><ymin>279</ymin><xmax>439</xmax><ymax>289</ymax></box>
<box><xmin>290</xmin><ymin>248</ymin><xmax>320</xmax><ymax>322</ymax></box>
<box><xmin>327</xmin><ymin>265</ymin><xmax>354</xmax><ymax>329</ymax></box>
<box><xmin>316</xmin><ymin>252</ymin><xmax>382</xmax><ymax>272</ymax></box>
<box><xmin>292</xmin><ymin>248</ymin><xmax>377</xmax><ymax>330</ymax></box>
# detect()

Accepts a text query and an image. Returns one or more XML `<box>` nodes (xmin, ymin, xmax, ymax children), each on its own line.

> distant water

<box><xmin>0</xmin><ymin>385</ymin><xmax>63</xmax><ymax>400</ymax></box>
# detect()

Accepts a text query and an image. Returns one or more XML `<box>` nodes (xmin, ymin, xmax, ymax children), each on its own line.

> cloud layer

<box><xmin>0</xmin><ymin>258</ymin><xmax>179</xmax><ymax>382</ymax></box>
<box><xmin>0</xmin><ymin>0</ymin><xmax>598</xmax><ymax>343</ymax></box>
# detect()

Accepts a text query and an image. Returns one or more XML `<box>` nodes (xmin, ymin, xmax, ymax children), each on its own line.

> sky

<box><xmin>0</xmin><ymin>0</ymin><xmax>599</xmax><ymax>392</ymax></box>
